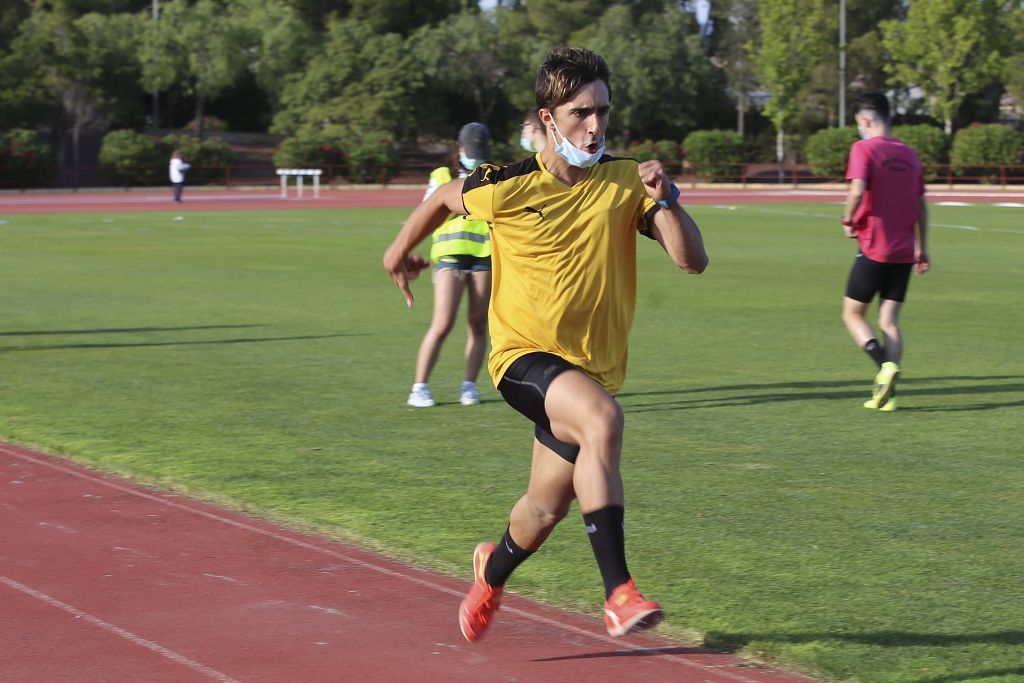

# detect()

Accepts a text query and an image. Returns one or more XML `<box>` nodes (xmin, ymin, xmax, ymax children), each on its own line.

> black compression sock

<box><xmin>484</xmin><ymin>526</ymin><xmax>534</xmax><ymax>587</ymax></box>
<box><xmin>863</xmin><ymin>338</ymin><xmax>886</xmax><ymax>368</ymax></box>
<box><xmin>583</xmin><ymin>505</ymin><xmax>630</xmax><ymax>599</ymax></box>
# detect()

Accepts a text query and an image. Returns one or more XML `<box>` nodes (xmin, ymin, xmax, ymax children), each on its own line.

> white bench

<box><xmin>276</xmin><ymin>168</ymin><xmax>322</xmax><ymax>199</ymax></box>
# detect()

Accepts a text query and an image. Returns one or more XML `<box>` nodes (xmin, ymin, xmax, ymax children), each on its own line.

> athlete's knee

<box><xmin>466</xmin><ymin>315</ymin><xmax>487</xmax><ymax>337</ymax></box>
<box><xmin>579</xmin><ymin>399</ymin><xmax>624</xmax><ymax>451</ymax></box>
<box><xmin>521</xmin><ymin>493</ymin><xmax>569</xmax><ymax>529</ymax></box>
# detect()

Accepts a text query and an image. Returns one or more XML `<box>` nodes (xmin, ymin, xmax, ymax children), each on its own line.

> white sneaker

<box><xmin>407</xmin><ymin>384</ymin><xmax>435</xmax><ymax>408</ymax></box>
<box><xmin>460</xmin><ymin>381</ymin><xmax>480</xmax><ymax>406</ymax></box>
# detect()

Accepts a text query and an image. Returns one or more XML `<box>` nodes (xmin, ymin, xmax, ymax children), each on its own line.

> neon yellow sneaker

<box><xmin>864</xmin><ymin>361</ymin><xmax>900</xmax><ymax>410</ymax></box>
<box><xmin>878</xmin><ymin>397</ymin><xmax>897</xmax><ymax>412</ymax></box>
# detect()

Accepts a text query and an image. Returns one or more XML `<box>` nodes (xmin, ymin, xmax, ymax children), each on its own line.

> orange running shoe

<box><xmin>458</xmin><ymin>543</ymin><xmax>503</xmax><ymax>642</ymax></box>
<box><xmin>603</xmin><ymin>578</ymin><xmax>664</xmax><ymax>637</ymax></box>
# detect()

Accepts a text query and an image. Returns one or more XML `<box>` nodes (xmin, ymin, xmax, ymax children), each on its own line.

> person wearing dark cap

<box><xmin>406</xmin><ymin>122</ymin><xmax>494</xmax><ymax>408</ymax></box>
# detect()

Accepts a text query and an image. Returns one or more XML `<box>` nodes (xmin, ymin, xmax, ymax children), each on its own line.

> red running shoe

<box><xmin>603</xmin><ymin>578</ymin><xmax>664</xmax><ymax>637</ymax></box>
<box><xmin>458</xmin><ymin>543</ymin><xmax>503</xmax><ymax>642</ymax></box>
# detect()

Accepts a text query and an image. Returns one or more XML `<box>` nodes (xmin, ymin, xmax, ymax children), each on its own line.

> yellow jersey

<box><xmin>462</xmin><ymin>153</ymin><xmax>659</xmax><ymax>393</ymax></box>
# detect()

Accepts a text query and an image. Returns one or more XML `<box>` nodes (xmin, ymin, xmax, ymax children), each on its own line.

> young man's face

<box><xmin>542</xmin><ymin>79</ymin><xmax>610</xmax><ymax>154</ymax></box>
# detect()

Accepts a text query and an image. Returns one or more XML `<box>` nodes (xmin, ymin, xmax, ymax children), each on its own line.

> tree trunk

<box><xmin>72</xmin><ymin>120</ymin><xmax>81</xmax><ymax>191</ymax></box>
<box><xmin>776</xmin><ymin>128</ymin><xmax>785</xmax><ymax>183</ymax></box>
<box><xmin>944</xmin><ymin>116</ymin><xmax>953</xmax><ymax>137</ymax></box>
<box><xmin>737</xmin><ymin>94</ymin><xmax>747</xmax><ymax>137</ymax></box>
<box><xmin>196</xmin><ymin>94</ymin><xmax>206</xmax><ymax>140</ymax></box>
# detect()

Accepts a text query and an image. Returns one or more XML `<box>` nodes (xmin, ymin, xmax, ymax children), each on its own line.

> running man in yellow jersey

<box><xmin>383</xmin><ymin>47</ymin><xmax>708</xmax><ymax>641</ymax></box>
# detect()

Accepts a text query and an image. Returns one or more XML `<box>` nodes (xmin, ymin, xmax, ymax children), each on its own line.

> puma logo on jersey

<box><xmin>524</xmin><ymin>205</ymin><xmax>545</xmax><ymax>219</ymax></box>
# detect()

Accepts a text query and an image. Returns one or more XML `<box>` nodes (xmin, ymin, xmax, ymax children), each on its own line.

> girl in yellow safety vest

<box><xmin>407</xmin><ymin>123</ymin><xmax>494</xmax><ymax>408</ymax></box>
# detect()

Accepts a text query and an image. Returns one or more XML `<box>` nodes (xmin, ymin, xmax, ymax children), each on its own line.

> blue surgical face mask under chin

<box><xmin>551</xmin><ymin>119</ymin><xmax>604</xmax><ymax>168</ymax></box>
<box><xmin>520</xmin><ymin>131</ymin><xmax>537</xmax><ymax>153</ymax></box>
<box><xmin>459</xmin><ymin>152</ymin><xmax>483</xmax><ymax>171</ymax></box>
<box><xmin>857</xmin><ymin>125</ymin><xmax>870</xmax><ymax>141</ymax></box>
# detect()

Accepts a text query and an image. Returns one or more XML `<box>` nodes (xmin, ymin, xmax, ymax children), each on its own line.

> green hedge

<box><xmin>338</xmin><ymin>130</ymin><xmax>399</xmax><ymax>183</ymax></box>
<box><xmin>161</xmin><ymin>134</ymin><xmax>237</xmax><ymax>184</ymax></box>
<box><xmin>0</xmin><ymin>129</ymin><xmax>57</xmax><ymax>189</ymax></box>
<box><xmin>892</xmin><ymin>124</ymin><xmax>948</xmax><ymax>169</ymax></box>
<box><xmin>98</xmin><ymin>130</ymin><xmax>167</xmax><ymax>186</ymax></box>
<box><xmin>273</xmin><ymin>133</ymin><xmax>346</xmax><ymax>178</ymax></box>
<box><xmin>621</xmin><ymin>139</ymin><xmax>683</xmax><ymax>175</ymax></box>
<box><xmin>682</xmin><ymin>130</ymin><xmax>744</xmax><ymax>181</ymax></box>
<box><xmin>100</xmin><ymin>131</ymin><xmax>239</xmax><ymax>186</ymax></box>
<box><xmin>950</xmin><ymin>124</ymin><xmax>1024</xmax><ymax>180</ymax></box>
<box><xmin>805</xmin><ymin>127</ymin><xmax>859</xmax><ymax>178</ymax></box>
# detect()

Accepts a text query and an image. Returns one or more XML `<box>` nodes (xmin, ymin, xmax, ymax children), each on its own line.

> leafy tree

<box><xmin>1003</xmin><ymin>5</ymin><xmax>1024</xmax><ymax>114</ymax></box>
<box><xmin>0</xmin><ymin>1</ymin><xmax>32</xmax><ymax>51</ymax></box>
<box><xmin>230</xmin><ymin>0</ymin><xmax>316</xmax><ymax>108</ymax></box>
<box><xmin>271</xmin><ymin>18</ymin><xmax>424</xmax><ymax>141</ymax></box>
<box><xmin>881</xmin><ymin>0</ymin><xmax>1004</xmax><ymax>136</ymax></box>
<box><xmin>283</xmin><ymin>0</ymin><xmax>351</xmax><ymax>30</ymax></box>
<box><xmin>708</xmin><ymin>0</ymin><xmax>760</xmax><ymax>136</ymax></box>
<box><xmin>586</xmin><ymin>4</ymin><xmax>711</xmax><ymax>143</ymax></box>
<box><xmin>140</xmin><ymin>0</ymin><xmax>250</xmax><ymax>138</ymax></box>
<box><xmin>411</xmin><ymin>9</ymin><xmax>536</xmax><ymax>129</ymax></box>
<box><xmin>525</xmin><ymin>0</ymin><xmax>606</xmax><ymax>45</ymax></box>
<box><xmin>348</xmin><ymin>0</ymin><xmax>467</xmax><ymax>36</ymax></box>
<box><xmin>750</xmin><ymin>0</ymin><xmax>830</xmax><ymax>168</ymax></box>
<box><xmin>12</xmin><ymin>9</ymin><xmax>144</xmax><ymax>184</ymax></box>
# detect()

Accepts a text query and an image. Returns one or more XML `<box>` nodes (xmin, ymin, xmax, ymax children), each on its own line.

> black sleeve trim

<box><xmin>640</xmin><ymin>204</ymin><xmax>659</xmax><ymax>240</ymax></box>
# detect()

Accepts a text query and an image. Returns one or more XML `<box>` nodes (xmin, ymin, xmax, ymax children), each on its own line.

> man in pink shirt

<box><xmin>840</xmin><ymin>92</ymin><xmax>930</xmax><ymax>412</ymax></box>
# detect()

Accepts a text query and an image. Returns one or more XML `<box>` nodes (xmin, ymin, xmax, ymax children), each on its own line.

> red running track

<box><xmin>2</xmin><ymin>185</ymin><xmax>1023</xmax><ymax>215</ymax></box>
<box><xmin>0</xmin><ymin>443</ymin><xmax>818</xmax><ymax>682</ymax></box>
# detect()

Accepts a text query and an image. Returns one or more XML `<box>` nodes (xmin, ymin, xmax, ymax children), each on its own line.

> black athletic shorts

<box><xmin>497</xmin><ymin>352</ymin><xmax>581</xmax><ymax>463</ymax></box>
<box><xmin>845</xmin><ymin>252</ymin><xmax>913</xmax><ymax>303</ymax></box>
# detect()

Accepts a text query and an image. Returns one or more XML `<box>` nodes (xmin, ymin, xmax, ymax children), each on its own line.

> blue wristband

<box><xmin>656</xmin><ymin>183</ymin><xmax>680</xmax><ymax>209</ymax></box>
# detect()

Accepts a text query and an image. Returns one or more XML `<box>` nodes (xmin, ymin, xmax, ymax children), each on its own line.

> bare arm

<box><xmin>915</xmin><ymin>195</ymin><xmax>930</xmax><ymax>274</ymax></box>
<box><xmin>383</xmin><ymin>178</ymin><xmax>467</xmax><ymax>307</ymax></box>
<box><xmin>638</xmin><ymin>161</ymin><xmax>707</xmax><ymax>274</ymax></box>
<box><xmin>841</xmin><ymin>178</ymin><xmax>866</xmax><ymax>237</ymax></box>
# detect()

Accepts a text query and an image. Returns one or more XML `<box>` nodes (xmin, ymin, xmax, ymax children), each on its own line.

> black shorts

<box><xmin>497</xmin><ymin>352</ymin><xmax>581</xmax><ymax>463</ymax></box>
<box><xmin>845</xmin><ymin>252</ymin><xmax>913</xmax><ymax>303</ymax></box>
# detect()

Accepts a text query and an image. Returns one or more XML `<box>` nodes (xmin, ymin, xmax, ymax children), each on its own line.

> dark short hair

<box><xmin>854</xmin><ymin>92</ymin><xmax>891</xmax><ymax>123</ymax></box>
<box><xmin>535</xmin><ymin>47</ymin><xmax>612</xmax><ymax>110</ymax></box>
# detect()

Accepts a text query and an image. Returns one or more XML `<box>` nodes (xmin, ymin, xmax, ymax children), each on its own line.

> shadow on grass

<box><xmin>618</xmin><ymin>375</ymin><xmax>1024</xmax><ymax>414</ymax></box>
<box><xmin>0</xmin><ymin>324</ymin><xmax>266</xmax><ymax>336</ymax></box>
<box><xmin>0</xmin><ymin>333</ymin><xmax>364</xmax><ymax>353</ymax></box>
<box><xmin>532</xmin><ymin>645</ymin><xmax>726</xmax><ymax>662</ymax></box>
<box><xmin>704</xmin><ymin>629</ymin><xmax>1024</xmax><ymax>651</ymax></box>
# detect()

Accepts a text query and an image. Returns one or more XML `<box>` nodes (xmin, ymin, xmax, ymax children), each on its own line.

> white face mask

<box><xmin>459</xmin><ymin>152</ymin><xmax>483</xmax><ymax>171</ymax></box>
<box><xmin>520</xmin><ymin>130</ymin><xmax>537</xmax><ymax>153</ymax></box>
<box><xmin>550</xmin><ymin>117</ymin><xmax>604</xmax><ymax>168</ymax></box>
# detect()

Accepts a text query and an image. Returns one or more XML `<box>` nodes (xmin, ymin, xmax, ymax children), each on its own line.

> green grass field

<box><xmin>1</xmin><ymin>202</ymin><xmax>1022</xmax><ymax>682</ymax></box>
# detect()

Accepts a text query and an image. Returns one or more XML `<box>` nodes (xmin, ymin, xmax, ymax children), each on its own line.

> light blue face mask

<box><xmin>551</xmin><ymin>118</ymin><xmax>604</xmax><ymax>168</ymax></box>
<box><xmin>520</xmin><ymin>131</ymin><xmax>537</xmax><ymax>153</ymax></box>
<box><xmin>857</xmin><ymin>125</ymin><xmax>870</xmax><ymax>141</ymax></box>
<box><xmin>459</xmin><ymin>152</ymin><xmax>483</xmax><ymax>171</ymax></box>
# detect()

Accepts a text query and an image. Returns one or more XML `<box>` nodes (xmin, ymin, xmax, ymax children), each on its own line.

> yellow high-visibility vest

<box><xmin>427</xmin><ymin>167</ymin><xmax>491</xmax><ymax>262</ymax></box>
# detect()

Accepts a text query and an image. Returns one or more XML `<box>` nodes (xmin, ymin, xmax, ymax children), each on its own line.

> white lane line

<box><xmin>932</xmin><ymin>223</ymin><xmax>979</xmax><ymax>231</ymax></box>
<box><xmin>993</xmin><ymin>202</ymin><xmax>1024</xmax><ymax>208</ymax></box>
<box><xmin>934</xmin><ymin>201</ymin><xmax>974</xmax><ymax>206</ymax></box>
<box><xmin>0</xmin><ymin>573</ymin><xmax>241</xmax><ymax>683</ymax></box>
<box><xmin>0</xmin><ymin>445</ymin><xmax>767</xmax><ymax>682</ymax></box>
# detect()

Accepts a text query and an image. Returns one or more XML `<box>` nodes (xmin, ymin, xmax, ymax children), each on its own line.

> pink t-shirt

<box><xmin>846</xmin><ymin>137</ymin><xmax>925</xmax><ymax>263</ymax></box>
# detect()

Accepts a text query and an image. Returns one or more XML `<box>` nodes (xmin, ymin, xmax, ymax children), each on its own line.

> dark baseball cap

<box><xmin>458</xmin><ymin>122</ymin><xmax>491</xmax><ymax>159</ymax></box>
